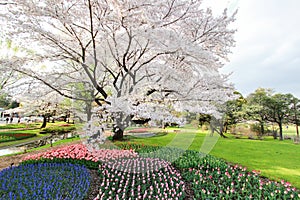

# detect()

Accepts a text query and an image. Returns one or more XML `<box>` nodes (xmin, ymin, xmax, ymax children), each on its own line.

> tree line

<box><xmin>201</xmin><ymin>88</ymin><xmax>300</xmax><ymax>141</ymax></box>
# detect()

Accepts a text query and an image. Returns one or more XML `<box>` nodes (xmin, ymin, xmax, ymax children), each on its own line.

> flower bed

<box><xmin>0</xmin><ymin>163</ymin><xmax>90</xmax><ymax>200</ymax></box>
<box><xmin>121</xmin><ymin>145</ymin><xmax>300</xmax><ymax>199</ymax></box>
<box><xmin>2</xmin><ymin>144</ymin><xmax>299</xmax><ymax>199</ymax></box>
<box><xmin>21</xmin><ymin>144</ymin><xmax>138</xmax><ymax>163</ymax></box>
<box><xmin>183</xmin><ymin>164</ymin><xmax>300</xmax><ymax>199</ymax></box>
<box><xmin>96</xmin><ymin>157</ymin><xmax>185</xmax><ymax>200</ymax></box>
<box><xmin>0</xmin><ymin>133</ymin><xmax>36</xmax><ymax>143</ymax></box>
<box><xmin>0</xmin><ymin>135</ymin><xmax>14</xmax><ymax>142</ymax></box>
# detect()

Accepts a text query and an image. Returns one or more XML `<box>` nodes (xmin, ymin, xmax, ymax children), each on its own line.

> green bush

<box><xmin>41</xmin><ymin>125</ymin><xmax>76</xmax><ymax>134</ymax></box>
<box><xmin>174</xmin><ymin>150</ymin><xmax>228</xmax><ymax>170</ymax></box>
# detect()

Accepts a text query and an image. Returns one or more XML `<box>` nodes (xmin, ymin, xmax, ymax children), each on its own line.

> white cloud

<box><xmin>215</xmin><ymin>0</ymin><xmax>300</xmax><ymax>97</ymax></box>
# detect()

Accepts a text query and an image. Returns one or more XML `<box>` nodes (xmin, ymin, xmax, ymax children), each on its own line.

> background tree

<box><xmin>265</xmin><ymin>93</ymin><xmax>294</xmax><ymax>141</ymax></box>
<box><xmin>0</xmin><ymin>39</ymin><xmax>22</xmax><ymax>91</ymax></box>
<box><xmin>288</xmin><ymin>96</ymin><xmax>300</xmax><ymax>142</ymax></box>
<box><xmin>20</xmin><ymin>91</ymin><xmax>67</xmax><ymax>128</ymax></box>
<box><xmin>1</xmin><ymin>0</ymin><xmax>237</xmax><ymax>140</ymax></box>
<box><xmin>223</xmin><ymin>91</ymin><xmax>246</xmax><ymax>132</ymax></box>
<box><xmin>198</xmin><ymin>113</ymin><xmax>212</xmax><ymax>128</ymax></box>
<box><xmin>0</xmin><ymin>93</ymin><xmax>10</xmax><ymax>108</ymax></box>
<box><xmin>208</xmin><ymin>91</ymin><xmax>245</xmax><ymax>137</ymax></box>
<box><xmin>243</xmin><ymin>88</ymin><xmax>272</xmax><ymax>137</ymax></box>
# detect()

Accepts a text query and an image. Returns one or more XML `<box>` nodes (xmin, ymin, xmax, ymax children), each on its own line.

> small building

<box><xmin>2</xmin><ymin>107</ymin><xmax>25</xmax><ymax>118</ymax></box>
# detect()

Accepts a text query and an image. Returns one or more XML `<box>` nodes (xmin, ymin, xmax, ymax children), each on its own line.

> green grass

<box><xmin>283</xmin><ymin>125</ymin><xmax>299</xmax><ymax>136</ymax></box>
<box><xmin>0</xmin><ymin>123</ymin><xmax>41</xmax><ymax>129</ymax></box>
<box><xmin>115</xmin><ymin>127</ymin><xmax>300</xmax><ymax>189</ymax></box>
<box><xmin>209</xmin><ymin>137</ymin><xmax>300</xmax><ymax>188</ymax></box>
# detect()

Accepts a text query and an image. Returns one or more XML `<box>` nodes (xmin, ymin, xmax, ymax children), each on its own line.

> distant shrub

<box><xmin>201</xmin><ymin>124</ymin><xmax>209</xmax><ymax>131</ymax></box>
<box><xmin>190</xmin><ymin>120</ymin><xmax>200</xmax><ymax>128</ymax></box>
<box><xmin>41</xmin><ymin>126</ymin><xmax>76</xmax><ymax>134</ymax></box>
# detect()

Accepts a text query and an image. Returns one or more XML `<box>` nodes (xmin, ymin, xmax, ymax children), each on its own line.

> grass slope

<box><xmin>117</xmin><ymin>127</ymin><xmax>300</xmax><ymax>188</ymax></box>
<box><xmin>210</xmin><ymin>137</ymin><xmax>300</xmax><ymax>188</ymax></box>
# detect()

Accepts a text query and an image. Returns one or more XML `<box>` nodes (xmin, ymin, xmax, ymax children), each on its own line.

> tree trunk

<box><xmin>260</xmin><ymin>122</ymin><xmax>264</xmax><ymax>137</ymax></box>
<box><xmin>112</xmin><ymin>125</ymin><xmax>124</xmax><ymax>140</ymax></box>
<box><xmin>40</xmin><ymin>115</ymin><xmax>47</xmax><ymax>129</ymax></box>
<box><xmin>219</xmin><ymin>131</ymin><xmax>228</xmax><ymax>138</ymax></box>
<box><xmin>296</xmin><ymin>124</ymin><xmax>299</xmax><ymax>140</ymax></box>
<box><xmin>223</xmin><ymin>121</ymin><xmax>228</xmax><ymax>133</ymax></box>
<box><xmin>278</xmin><ymin>122</ymin><xmax>283</xmax><ymax>140</ymax></box>
<box><xmin>85</xmin><ymin>101</ymin><xmax>93</xmax><ymax>121</ymax></box>
<box><xmin>273</xmin><ymin>130</ymin><xmax>277</xmax><ymax>139</ymax></box>
<box><xmin>215</xmin><ymin>123</ymin><xmax>228</xmax><ymax>138</ymax></box>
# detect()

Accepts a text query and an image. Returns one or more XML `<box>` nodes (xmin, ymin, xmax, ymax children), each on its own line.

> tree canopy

<box><xmin>1</xmin><ymin>0</ymin><xmax>237</xmax><ymax>140</ymax></box>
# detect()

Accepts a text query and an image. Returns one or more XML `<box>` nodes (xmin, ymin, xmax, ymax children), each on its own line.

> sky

<box><xmin>203</xmin><ymin>0</ymin><xmax>300</xmax><ymax>98</ymax></box>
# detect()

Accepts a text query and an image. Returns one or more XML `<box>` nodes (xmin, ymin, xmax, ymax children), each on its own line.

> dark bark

<box><xmin>296</xmin><ymin>124</ymin><xmax>299</xmax><ymax>141</ymax></box>
<box><xmin>260</xmin><ymin>122</ymin><xmax>264</xmax><ymax>136</ymax></box>
<box><xmin>223</xmin><ymin>121</ymin><xmax>228</xmax><ymax>133</ymax></box>
<box><xmin>112</xmin><ymin>126</ymin><xmax>124</xmax><ymax>141</ymax></box>
<box><xmin>273</xmin><ymin>128</ymin><xmax>277</xmax><ymax>139</ymax></box>
<box><xmin>219</xmin><ymin>132</ymin><xmax>228</xmax><ymax>138</ymax></box>
<box><xmin>210</xmin><ymin>122</ymin><xmax>227</xmax><ymax>138</ymax></box>
<box><xmin>132</xmin><ymin>118</ymin><xmax>151</xmax><ymax>124</ymax></box>
<box><xmin>278</xmin><ymin>122</ymin><xmax>283</xmax><ymax>140</ymax></box>
<box><xmin>40</xmin><ymin>115</ymin><xmax>47</xmax><ymax>129</ymax></box>
<box><xmin>219</xmin><ymin>124</ymin><xmax>228</xmax><ymax>138</ymax></box>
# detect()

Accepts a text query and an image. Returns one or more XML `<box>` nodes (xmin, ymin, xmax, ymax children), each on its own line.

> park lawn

<box><xmin>283</xmin><ymin>125</ymin><xmax>299</xmax><ymax>136</ymax></box>
<box><xmin>117</xmin><ymin>127</ymin><xmax>300</xmax><ymax>189</ymax></box>
<box><xmin>0</xmin><ymin>123</ymin><xmax>41</xmax><ymax>129</ymax></box>
<box><xmin>208</xmin><ymin>137</ymin><xmax>300</xmax><ymax>188</ymax></box>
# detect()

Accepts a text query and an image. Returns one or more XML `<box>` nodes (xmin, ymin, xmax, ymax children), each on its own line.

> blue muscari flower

<box><xmin>0</xmin><ymin>163</ymin><xmax>91</xmax><ymax>200</ymax></box>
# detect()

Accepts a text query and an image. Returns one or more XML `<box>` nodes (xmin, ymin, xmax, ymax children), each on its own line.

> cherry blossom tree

<box><xmin>0</xmin><ymin>39</ymin><xmax>21</xmax><ymax>90</ymax></box>
<box><xmin>1</xmin><ymin>0</ymin><xmax>237</xmax><ymax>140</ymax></box>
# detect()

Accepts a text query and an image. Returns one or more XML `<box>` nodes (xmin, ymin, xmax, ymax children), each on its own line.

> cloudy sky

<box><xmin>203</xmin><ymin>0</ymin><xmax>300</xmax><ymax>98</ymax></box>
